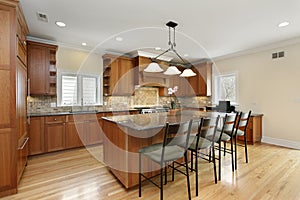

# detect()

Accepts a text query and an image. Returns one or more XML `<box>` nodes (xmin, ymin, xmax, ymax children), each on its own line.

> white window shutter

<box><xmin>82</xmin><ymin>77</ymin><xmax>97</xmax><ymax>105</ymax></box>
<box><xmin>61</xmin><ymin>75</ymin><xmax>78</xmax><ymax>105</ymax></box>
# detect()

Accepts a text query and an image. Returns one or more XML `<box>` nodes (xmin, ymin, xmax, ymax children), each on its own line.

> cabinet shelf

<box><xmin>28</xmin><ymin>41</ymin><xmax>58</xmax><ymax>96</ymax></box>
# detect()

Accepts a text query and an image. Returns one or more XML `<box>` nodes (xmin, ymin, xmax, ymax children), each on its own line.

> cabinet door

<box><xmin>28</xmin><ymin>117</ymin><xmax>45</xmax><ymax>155</ymax></box>
<box><xmin>45</xmin><ymin>123</ymin><xmax>65</xmax><ymax>152</ymax></box>
<box><xmin>113</xmin><ymin>58</ymin><xmax>135</xmax><ymax>95</ymax></box>
<box><xmin>16</xmin><ymin>60</ymin><xmax>27</xmax><ymax>140</ymax></box>
<box><xmin>87</xmin><ymin>120</ymin><xmax>102</xmax><ymax>145</ymax></box>
<box><xmin>28</xmin><ymin>44</ymin><xmax>46</xmax><ymax>94</ymax></box>
<box><xmin>65</xmin><ymin>121</ymin><xmax>85</xmax><ymax>148</ymax></box>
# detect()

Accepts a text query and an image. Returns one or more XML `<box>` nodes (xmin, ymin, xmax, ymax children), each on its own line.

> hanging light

<box><xmin>180</xmin><ymin>69</ymin><xmax>196</xmax><ymax>77</ymax></box>
<box><xmin>143</xmin><ymin>62</ymin><xmax>164</xmax><ymax>72</ymax></box>
<box><xmin>144</xmin><ymin>21</ymin><xmax>196</xmax><ymax>76</ymax></box>
<box><xmin>163</xmin><ymin>66</ymin><xmax>181</xmax><ymax>75</ymax></box>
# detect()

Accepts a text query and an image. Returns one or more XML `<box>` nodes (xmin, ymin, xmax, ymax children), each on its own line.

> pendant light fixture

<box><xmin>164</xmin><ymin>66</ymin><xmax>182</xmax><ymax>75</ymax></box>
<box><xmin>180</xmin><ymin>68</ymin><xmax>196</xmax><ymax>77</ymax></box>
<box><xmin>144</xmin><ymin>21</ymin><xmax>196</xmax><ymax>77</ymax></box>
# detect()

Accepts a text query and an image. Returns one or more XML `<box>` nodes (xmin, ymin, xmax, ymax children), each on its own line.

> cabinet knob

<box><xmin>54</xmin><ymin>118</ymin><xmax>57</xmax><ymax>121</ymax></box>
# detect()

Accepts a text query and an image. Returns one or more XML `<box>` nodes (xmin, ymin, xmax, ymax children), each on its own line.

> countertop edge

<box><xmin>28</xmin><ymin>109</ymin><xmax>138</xmax><ymax>117</ymax></box>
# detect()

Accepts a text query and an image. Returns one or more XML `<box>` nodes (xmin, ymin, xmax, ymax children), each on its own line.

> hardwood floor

<box><xmin>2</xmin><ymin>143</ymin><xmax>300</xmax><ymax>200</ymax></box>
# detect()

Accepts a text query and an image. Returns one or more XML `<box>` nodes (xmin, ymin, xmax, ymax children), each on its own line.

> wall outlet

<box><xmin>50</xmin><ymin>102</ymin><xmax>56</xmax><ymax>107</ymax></box>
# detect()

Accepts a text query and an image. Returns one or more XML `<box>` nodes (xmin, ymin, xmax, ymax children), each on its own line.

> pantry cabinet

<box><xmin>0</xmin><ymin>1</ymin><xmax>29</xmax><ymax>197</ymax></box>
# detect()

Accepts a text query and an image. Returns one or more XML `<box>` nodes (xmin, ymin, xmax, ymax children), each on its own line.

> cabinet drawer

<box><xmin>45</xmin><ymin>115</ymin><xmax>66</xmax><ymax>123</ymax></box>
<box><xmin>67</xmin><ymin>114</ymin><xmax>86</xmax><ymax>122</ymax></box>
<box><xmin>17</xmin><ymin>39</ymin><xmax>27</xmax><ymax>65</ymax></box>
<box><xmin>67</xmin><ymin>114</ymin><xmax>97</xmax><ymax>122</ymax></box>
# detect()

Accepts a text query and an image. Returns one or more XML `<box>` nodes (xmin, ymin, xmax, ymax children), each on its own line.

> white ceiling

<box><xmin>20</xmin><ymin>0</ymin><xmax>300</xmax><ymax>61</ymax></box>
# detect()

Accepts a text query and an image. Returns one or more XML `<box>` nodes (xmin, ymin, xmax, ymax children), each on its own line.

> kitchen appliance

<box><xmin>217</xmin><ymin>101</ymin><xmax>235</xmax><ymax>113</ymax></box>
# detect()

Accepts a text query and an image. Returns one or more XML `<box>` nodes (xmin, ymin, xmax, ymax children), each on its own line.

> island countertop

<box><xmin>102</xmin><ymin>110</ymin><xmax>224</xmax><ymax>131</ymax></box>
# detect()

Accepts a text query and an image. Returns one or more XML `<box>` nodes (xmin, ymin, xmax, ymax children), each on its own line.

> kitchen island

<box><xmin>101</xmin><ymin>110</ymin><xmax>221</xmax><ymax>188</ymax></box>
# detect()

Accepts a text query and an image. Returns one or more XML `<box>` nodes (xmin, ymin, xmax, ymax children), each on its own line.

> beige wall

<box><xmin>56</xmin><ymin>47</ymin><xmax>102</xmax><ymax>74</ymax></box>
<box><xmin>214</xmin><ymin>42</ymin><xmax>300</xmax><ymax>149</ymax></box>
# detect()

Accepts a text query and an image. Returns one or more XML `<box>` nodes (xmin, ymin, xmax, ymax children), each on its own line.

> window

<box><xmin>213</xmin><ymin>73</ymin><xmax>238</xmax><ymax>104</ymax></box>
<box><xmin>58</xmin><ymin>72</ymin><xmax>101</xmax><ymax>106</ymax></box>
<box><xmin>61</xmin><ymin>75</ymin><xmax>78</xmax><ymax>105</ymax></box>
<box><xmin>82</xmin><ymin>77</ymin><xmax>97</xmax><ymax>105</ymax></box>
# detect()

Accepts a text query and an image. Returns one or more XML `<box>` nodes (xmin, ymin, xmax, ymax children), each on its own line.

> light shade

<box><xmin>144</xmin><ymin>62</ymin><xmax>164</xmax><ymax>73</ymax></box>
<box><xmin>180</xmin><ymin>68</ymin><xmax>196</xmax><ymax>77</ymax></box>
<box><xmin>163</xmin><ymin>66</ymin><xmax>181</xmax><ymax>75</ymax></box>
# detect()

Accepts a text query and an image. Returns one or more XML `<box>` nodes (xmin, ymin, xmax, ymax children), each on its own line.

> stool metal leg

<box><xmin>139</xmin><ymin>153</ymin><xmax>142</xmax><ymax>197</ymax></box>
<box><xmin>184</xmin><ymin>152</ymin><xmax>191</xmax><ymax>200</ymax></box>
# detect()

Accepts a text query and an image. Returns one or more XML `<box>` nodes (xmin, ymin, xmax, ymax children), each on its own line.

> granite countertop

<box><xmin>102</xmin><ymin>110</ymin><xmax>223</xmax><ymax>131</ymax></box>
<box><xmin>28</xmin><ymin>107</ymin><xmax>138</xmax><ymax>117</ymax></box>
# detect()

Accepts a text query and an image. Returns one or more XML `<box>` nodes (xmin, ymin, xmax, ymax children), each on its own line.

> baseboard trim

<box><xmin>262</xmin><ymin>136</ymin><xmax>300</xmax><ymax>150</ymax></box>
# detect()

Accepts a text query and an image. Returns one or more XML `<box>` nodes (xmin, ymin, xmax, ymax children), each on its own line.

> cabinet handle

<box><xmin>23</xmin><ymin>41</ymin><xmax>26</xmax><ymax>45</ymax></box>
<box><xmin>18</xmin><ymin>137</ymin><xmax>29</xmax><ymax>150</ymax></box>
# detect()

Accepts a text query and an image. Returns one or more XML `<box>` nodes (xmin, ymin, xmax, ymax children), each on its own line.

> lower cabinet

<box><xmin>28</xmin><ymin>117</ymin><xmax>45</xmax><ymax>156</ymax></box>
<box><xmin>45</xmin><ymin>123</ymin><xmax>66</xmax><ymax>152</ymax></box>
<box><xmin>65</xmin><ymin>121</ymin><xmax>84</xmax><ymax>148</ymax></box>
<box><xmin>17</xmin><ymin>136</ymin><xmax>29</xmax><ymax>182</ymax></box>
<box><xmin>28</xmin><ymin>111</ymin><xmax>139</xmax><ymax>155</ymax></box>
<box><xmin>87</xmin><ymin>119</ymin><xmax>103</xmax><ymax>145</ymax></box>
<box><xmin>237</xmin><ymin>114</ymin><xmax>263</xmax><ymax>144</ymax></box>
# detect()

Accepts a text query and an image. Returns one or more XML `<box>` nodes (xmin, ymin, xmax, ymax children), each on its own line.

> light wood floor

<box><xmin>2</xmin><ymin>143</ymin><xmax>300</xmax><ymax>200</ymax></box>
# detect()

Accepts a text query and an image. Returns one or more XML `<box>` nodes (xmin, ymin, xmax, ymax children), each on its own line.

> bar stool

<box><xmin>188</xmin><ymin>115</ymin><xmax>220</xmax><ymax>196</ymax></box>
<box><xmin>138</xmin><ymin>120</ymin><xmax>193</xmax><ymax>200</ymax></box>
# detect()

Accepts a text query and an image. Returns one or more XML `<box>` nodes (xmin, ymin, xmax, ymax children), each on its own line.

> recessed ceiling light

<box><xmin>184</xmin><ymin>54</ymin><xmax>189</xmax><ymax>57</ymax></box>
<box><xmin>155</xmin><ymin>47</ymin><xmax>161</xmax><ymax>51</ymax></box>
<box><xmin>81</xmin><ymin>42</ymin><xmax>87</xmax><ymax>46</ymax></box>
<box><xmin>115</xmin><ymin>37</ymin><xmax>123</xmax><ymax>42</ymax></box>
<box><xmin>55</xmin><ymin>21</ymin><xmax>66</xmax><ymax>27</ymax></box>
<box><xmin>278</xmin><ymin>21</ymin><xmax>290</xmax><ymax>28</ymax></box>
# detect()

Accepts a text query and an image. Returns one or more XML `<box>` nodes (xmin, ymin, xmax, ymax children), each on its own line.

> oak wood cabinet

<box><xmin>66</xmin><ymin>114</ymin><xmax>99</xmax><ymax>148</ymax></box>
<box><xmin>103</xmin><ymin>54</ymin><xmax>135</xmax><ymax>96</ymax></box>
<box><xmin>28</xmin><ymin>117</ymin><xmax>45</xmax><ymax>155</ymax></box>
<box><xmin>27</xmin><ymin>41</ymin><xmax>57</xmax><ymax>95</ymax></box>
<box><xmin>65</xmin><ymin>121</ymin><xmax>85</xmax><ymax>148</ymax></box>
<box><xmin>0</xmin><ymin>1</ymin><xmax>29</xmax><ymax>197</ymax></box>
<box><xmin>190</xmin><ymin>61</ymin><xmax>212</xmax><ymax>96</ymax></box>
<box><xmin>45</xmin><ymin>116</ymin><xmax>66</xmax><ymax>152</ymax></box>
<box><xmin>237</xmin><ymin>114</ymin><xmax>263</xmax><ymax>144</ymax></box>
<box><xmin>27</xmin><ymin>111</ymin><xmax>140</xmax><ymax>156</ymax></box>
<box><xmin>134</xmin><ymin>56</ymin><xmax>169</xmax><ymax>89</ymax></box>
<box><xmin>88</xmin><ymin>118</ymin><xmax>103</xmax><ymax>145</ymax></box>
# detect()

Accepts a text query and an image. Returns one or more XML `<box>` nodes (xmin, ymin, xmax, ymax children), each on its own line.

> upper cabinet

<box><xmin>103</xmin><ymin>54</ymin><xmax>135</xmax><ymax>96</ymax></box>
<box><xmin>158</xmin><ymin>62</ymin><xmax>212</xmax><ymax>97</ymax></box>
<box><xmin>102</xmin><ymin>54</ymin><xmax>212</xmax><ymax>97</ymax></box>
<box><xmin>27</xmin><ymin>41</ymin><xmax>58</xmax><ymax>96</ymax></box>
<box><xmin>190</xmin><ymin>61</ymin><xmax>212</xmax><ymax>96</ymax></box>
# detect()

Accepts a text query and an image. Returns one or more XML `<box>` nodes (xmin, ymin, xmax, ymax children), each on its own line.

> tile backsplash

<box><xmin>28</xmin><ymin>87</ymin><xmax>211</xmax><ymax>113</ymax></box>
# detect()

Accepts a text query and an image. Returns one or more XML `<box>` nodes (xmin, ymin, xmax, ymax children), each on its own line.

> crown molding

<box><xmin>26</xmin><ymin>36</ymin><xmax>99</xmax><ymax>54</ymax></box>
